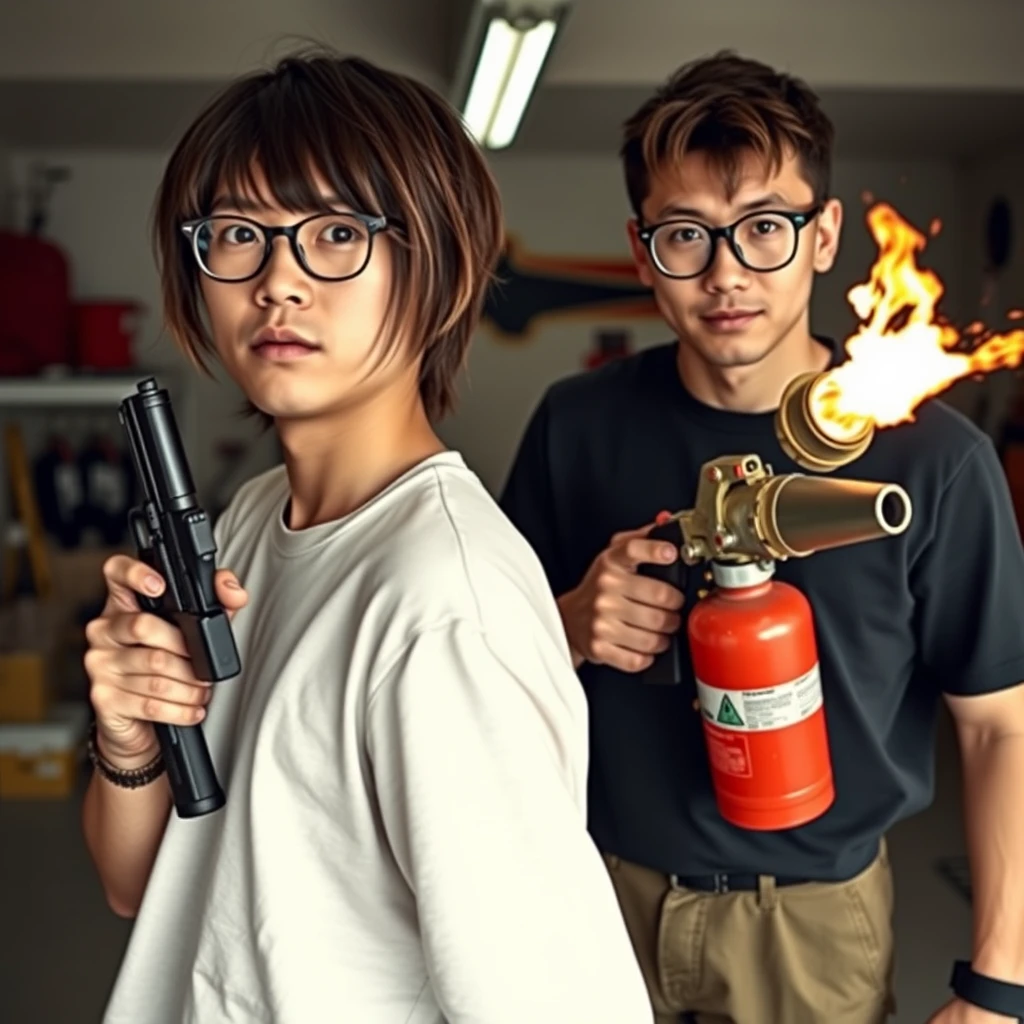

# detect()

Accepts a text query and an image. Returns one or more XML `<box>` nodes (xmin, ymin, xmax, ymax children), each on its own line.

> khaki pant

<box><xmin>603</xmin><ymin>841</ymin><xmax>897</xmax><ymax>1024</ymax></box>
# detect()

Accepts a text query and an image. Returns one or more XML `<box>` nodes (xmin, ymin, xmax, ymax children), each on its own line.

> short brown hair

<box><xmin>152</xmin><ymin>47</ymin><xmax>505</xmax><ymax>421</ymax></box>
<box><xmin>621</xmin><ymin>51</ymin><xmax>834</xmax><ymax>217</ymax></box>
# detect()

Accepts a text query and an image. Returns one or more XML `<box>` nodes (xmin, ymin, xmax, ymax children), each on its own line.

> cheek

<box><xmin>652</xmin><ymin>280</ymin><xmax>701</xmax><ymax>320</ymax></box>
<box><xmin>765</xmin><ymin>253</ymin><xmax>815</xmax><ymax>311</ymax></box>
<box><xmin>199</xmin><ymin>282</ymin><xmax>238</xmax><ymax>351</ymax></box>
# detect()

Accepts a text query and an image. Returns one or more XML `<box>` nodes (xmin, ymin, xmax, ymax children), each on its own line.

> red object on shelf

<box><xmin>0</xmin><ymin>231</ymin><xmax>73</xmax><ymax>375</ymax></box>
<box><xmin>73</xmin><ymin>300</ymin><xmax>141</xmax><ymax>369</ymax></box>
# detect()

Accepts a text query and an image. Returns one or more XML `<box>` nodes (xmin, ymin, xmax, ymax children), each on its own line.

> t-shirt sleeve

<box><xmin>499</xmin><ymin>395</ymin><xmax>572</xmax><ymax>597</ymax></box>
<box><xmin>912</xmin><ymin>437</ymin><xmax>1024</xmax><ymax>696</ymax></box>
<box><xmin>364</xmin><ymin>622</ymin><xmax>653</xmax><ymax>1024</ymax></box>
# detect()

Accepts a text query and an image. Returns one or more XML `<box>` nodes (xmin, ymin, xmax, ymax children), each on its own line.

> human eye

<box><xmin>317</xmin><ymin>217</ymin><xmax>365</xmax><ymax>245</ymax></box>
<box><xmin>217</xmin><ymin>220</ymin><xmax>260</xmax><ymax>246</ymax></box>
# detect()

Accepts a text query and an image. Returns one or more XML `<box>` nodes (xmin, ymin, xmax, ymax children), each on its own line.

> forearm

<box><xmin>960</xmin><ymin>730</ymin><xmax>1024</xmax><ymax>981</ymax></box>
<box><xmin>81</xmin><ymin>743</ymin><xmax>173</xmax><ymax>918</ymax></box>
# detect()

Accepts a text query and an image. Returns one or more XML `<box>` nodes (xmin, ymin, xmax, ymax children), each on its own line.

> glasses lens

<box><xmin>651</xmin><ymin>222</ymin><xmax>712</xmax><ymax>277</ymax></box>
<box><xmin>194</xmin><ymin>217</ymin><xmax>266</xmax><ymax>280</ymax></box>
<box><xmin>732</xmin><ymin>213</ymin><xmax>798</xmax><ymax>270</ymax></box>
<box><xmin>650</xmin><ymin>213</ymin><xmax>801</xmax><ymax>276</ymax></box>
<box><xmin>297</xmin><ymin>214</ymin><xmax>371</xmax><ymax>280</ymax></box>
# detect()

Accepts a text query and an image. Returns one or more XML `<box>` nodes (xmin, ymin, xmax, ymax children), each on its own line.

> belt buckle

<box><xmin>713</xmin><ymin>872</ymin><xmax>730</xmax><ymax>894</ymax></box>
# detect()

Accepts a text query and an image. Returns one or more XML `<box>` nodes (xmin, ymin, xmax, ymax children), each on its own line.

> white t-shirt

<box><xmin>102</xmin><ymin>452</ymin><xmax>653</xmax><ymax>1024</ymax></box>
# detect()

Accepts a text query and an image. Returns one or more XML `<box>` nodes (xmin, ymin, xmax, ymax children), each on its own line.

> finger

<box><xmin>92</xmin><ymin>611</ymin><xmax>191</xmax><ymax>658</ymax></box>
<box><xmin>608</xmin><ymin>524</ymin><xmax>657</xmax><ymax>547</ymax></box>
<box><xmin>618</xmin><ymin>597</ymin><xmax>682</xmax><ymax>635</ymax></box>
<box><xmin>91</xmin><ymin>682</ymin><xmax>208</xmax><ymax>728</ymax></box>
<box><xmin>590</xmin><ymin>639</ymin><xmax>658</xmax><ymax>674</ymax></box>
<box><xmin>102</xmin><ymin>554</ymin><xmax>165</xmax><ymax>614</ymax></box>
<box><xmin>114</xmin><ymin>673</ymin><xmax>213</xmax><ymax>709</ymax></box>
<box><xmin>595</xmin><ymin>617</ymin><xmax>673</xmax><ymax>656</ymax></box>
<box><xmin>620</xmin><ymin>574</ymin><xmax>686</xmax><ymax>612</ymax></box>
<box><xmin>613</xmin><ymin>536</ymin><xmax>679</xmax><ymax>572</ymax></box>
<box><xmin>98</xmin><ymin>644</ymin><xmax>200</xmax><ymax>685</ymax></box>
<box><xmin>214</xmin><ymin>570</ymin><xmax>248</xmax><ymax>619</ymax></box>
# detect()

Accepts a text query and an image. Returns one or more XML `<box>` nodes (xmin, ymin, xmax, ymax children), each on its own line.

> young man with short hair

<box><xmin>81</xmin><ymin>51</ymin><xmax>652</xmax><ymax>1024</ymax></box>
<box><xmin>501</xmin><ymin>51</ymin><xmax>1024</xmax><ymax>1024</ymax></box>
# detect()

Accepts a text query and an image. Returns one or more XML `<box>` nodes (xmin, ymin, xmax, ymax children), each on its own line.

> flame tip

<box><xmin>820</xmin><ymin>202</ymin><xmax>1024</xmax><ymax>432</ymax></box>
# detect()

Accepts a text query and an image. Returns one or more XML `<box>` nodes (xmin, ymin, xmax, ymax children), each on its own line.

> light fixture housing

<box><xmin>454</xmin><ymin>3</ymin><xmax>568</xmax><ymax>150</ymax></box>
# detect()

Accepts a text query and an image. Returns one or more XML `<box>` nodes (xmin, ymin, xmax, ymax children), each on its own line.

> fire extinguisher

<box><xmin>687</xmin><ymin>559</ymin><xmax>835</xmax><ymax>832</ymax></box>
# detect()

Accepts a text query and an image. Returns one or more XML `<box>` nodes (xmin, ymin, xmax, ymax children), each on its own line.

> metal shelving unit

<box><xmin>0</xmin><ymin>375</ymin><xmax>145</xmax><ymax>408</ymax></box>
<box><xmin>0</xmin><ymin>369</ymin><xmax>196</xmax><ymax>574</ymax></box>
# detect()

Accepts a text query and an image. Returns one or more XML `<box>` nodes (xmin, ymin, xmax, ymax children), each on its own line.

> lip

<box><xmin>700</xmin><ymin>310</ymin><xmax>764</xmax><ymax>332</ymax></box>
<box><xmin>250</xmin><ymin>327</ymin><xmax>322</xmax><ymax>360</ymax></box>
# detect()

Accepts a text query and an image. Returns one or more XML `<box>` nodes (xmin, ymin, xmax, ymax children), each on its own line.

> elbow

<box><xmin>105</xmin><ymin>888</ymin><xmax>141</xmax><ymax>919</ymax></box>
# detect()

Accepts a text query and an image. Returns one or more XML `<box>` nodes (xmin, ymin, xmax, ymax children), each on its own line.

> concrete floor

<box><xmin>0</xmin><ymin>707</ymin><xmax>973</xmax><ymax>1024</ymax></box>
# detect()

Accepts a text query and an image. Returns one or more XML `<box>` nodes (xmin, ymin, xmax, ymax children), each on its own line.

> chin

<box><xmin>234</xmin><ymin>374</ymin><xmax>328</xmax><ymax>421</ymax></box>
<box><xmin>688</xmin><ymin>331</ymin><xmax>778</xmax><ymax>369</ymax></box>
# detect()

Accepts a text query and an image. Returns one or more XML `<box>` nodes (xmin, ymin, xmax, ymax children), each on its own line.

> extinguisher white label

<box><xmin>695</xmin><ymin>665</ymin><xmax>823</xmax><ymax>733</ymax></box>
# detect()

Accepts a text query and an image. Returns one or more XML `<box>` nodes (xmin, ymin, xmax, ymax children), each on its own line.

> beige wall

<box><xmin>6</xmin><ymin>149</ymin><xmax>974</xmax><ymax>499</ymax></box>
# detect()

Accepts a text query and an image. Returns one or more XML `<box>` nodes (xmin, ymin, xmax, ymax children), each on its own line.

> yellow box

<box><xmin>0</xmin><ymin>702</ymin><xmax>90</xmax><ymax>799</ymax></box>
<box><xmin>0</xmin><ymin>598</ymin><xmax>64</xmax><ymax>721</ymax></box>
<box><xmin>0</xmin><ymin>651</ymin><xmax>50</xmax><ymax>721</ymax></box>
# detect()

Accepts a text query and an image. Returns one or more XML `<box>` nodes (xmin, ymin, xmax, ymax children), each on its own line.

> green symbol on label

<box><xmin>717</xmin><ymin>694</ymin><xmax>744</xmax><ymax>727</ymax></box>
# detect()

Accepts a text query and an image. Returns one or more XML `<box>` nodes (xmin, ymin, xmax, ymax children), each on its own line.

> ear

<box><xmin>626</xmin><ymin>218</ymin><xmax>656</xmax><ymax>288</ymax></box>
<box><xmin>812</xmin><ymin>198</ymin><xmax>843</xmax><ymax>273</ymax></box>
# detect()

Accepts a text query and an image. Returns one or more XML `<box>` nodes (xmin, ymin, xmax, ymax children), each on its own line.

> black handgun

<box><xmin>119</xmin><ymin>377</ymin><xmax>241</xmax><ymax>819</ymax></box>
<box><xmin>636</xmin><ymin>516</ymin><xmax>688</xmax><ymax>686</ymax></box>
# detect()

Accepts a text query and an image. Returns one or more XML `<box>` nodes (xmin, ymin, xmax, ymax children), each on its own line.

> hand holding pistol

<box><xmin>95</xmin><ymin>377</ymin><xmax>244</xmax><ymax>818</ymax></box>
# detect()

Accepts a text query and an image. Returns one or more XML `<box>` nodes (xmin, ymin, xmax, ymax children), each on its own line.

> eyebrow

<box><xmin>210</xmin><ymin>193</ymin><xmax>350</xmax><ymax>214</ymax></box>
<box><xmin>655</xmin><ymin>192</ymin><xmax>793</xmax><ymax>220</ymax></box>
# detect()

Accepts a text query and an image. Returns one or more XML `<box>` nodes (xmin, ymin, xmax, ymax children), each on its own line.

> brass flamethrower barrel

<box><xmin>667</xmin><ymin>455</ymin><xmax>912</xmax><ymax>565</ymax></box>
<box><xmin>775</xmin><ymin>370</ymin><xmax>877</xmax><ymax>473</ymax></box>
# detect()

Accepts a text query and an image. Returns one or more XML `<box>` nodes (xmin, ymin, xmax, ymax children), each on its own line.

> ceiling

<box><xmin>0</xmin><ymin>0</ymin><xmax>1022</xmax><ymax>159</ymax></box>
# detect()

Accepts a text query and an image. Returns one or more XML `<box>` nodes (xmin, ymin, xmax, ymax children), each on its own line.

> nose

<box><xmin>702</xmin><ymin>236</ymin><xmax>750</xmax><ymax>295</ymax></box>
<box><xmin>254</xmin><ymin>237</ymin><xmax>313</xmax><ymax>309</ymax></box>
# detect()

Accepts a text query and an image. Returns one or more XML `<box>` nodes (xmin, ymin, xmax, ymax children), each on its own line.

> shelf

<box><xmin>0</xmin><ymin>374</ymin><xmax>154</xmax><ymax>408</ymax></box>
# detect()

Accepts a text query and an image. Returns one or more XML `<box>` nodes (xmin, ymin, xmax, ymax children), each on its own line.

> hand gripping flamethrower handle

<box><xmin>638</xmin><ymin>453</ymin><xmax>912</xmax><ymax>685</ymax></box>
<box><xmin>118</xmin><ymin>378</ymin><xmax>241</xmax><ymax>818</ymax></box>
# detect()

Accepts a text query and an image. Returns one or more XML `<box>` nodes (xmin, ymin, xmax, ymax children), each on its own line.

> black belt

<box><xmin>670</xmin><ymin>843</ymin><xmax>879</xmax><ymax>894</ymax></box>
<box><xmin>670</xmin><ymin>871</ymin><xmax>811</xmax><ymax>893</ymax></box>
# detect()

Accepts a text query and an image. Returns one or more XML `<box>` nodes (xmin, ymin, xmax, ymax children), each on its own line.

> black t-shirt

<box><xmin>499</xmin><ymin>338</ymin><xmax>1024</xmax><ymax>882</ymax></box>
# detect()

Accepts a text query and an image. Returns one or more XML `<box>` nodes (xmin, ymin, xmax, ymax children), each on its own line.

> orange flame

<box><xmin>810</xmin><ymin>202</ymin><xmax>1024</xmax><ymax>440</ymax></box>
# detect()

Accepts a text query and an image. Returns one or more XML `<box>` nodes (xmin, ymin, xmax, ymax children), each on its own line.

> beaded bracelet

<box><xmin>87</xmin><ymin>721</ymin><xmax>167</xmax><ymax>789</ymax></box>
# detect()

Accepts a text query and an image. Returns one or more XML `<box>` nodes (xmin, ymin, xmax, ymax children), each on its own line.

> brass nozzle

<box><xmin>751</xmin><ymin>474</ymin><xmax>912</xmax><ymax>559</ymax></box>
<box><xmin>776</xmin><ymin>371</ymin><xmax>875</xmax><ymax>473</ymax></box>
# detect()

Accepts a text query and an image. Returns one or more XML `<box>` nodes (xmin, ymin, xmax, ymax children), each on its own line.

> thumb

<box><xmin>214</xmin><ymin>569</ymin><xmax>249</xmax><ymax>618</ymax></box>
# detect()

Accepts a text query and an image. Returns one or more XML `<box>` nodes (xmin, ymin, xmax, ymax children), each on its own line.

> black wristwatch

<box><xmin>951</xmin><ymin>960</ymin><xmax>1024</xmax><ymax>1021</ymax></box>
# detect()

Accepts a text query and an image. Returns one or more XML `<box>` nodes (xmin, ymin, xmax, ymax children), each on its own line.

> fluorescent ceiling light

<box><xmin>461</xmin><ymin>13</ymin><xmax>559</xmax><ymax>150</ymax></box>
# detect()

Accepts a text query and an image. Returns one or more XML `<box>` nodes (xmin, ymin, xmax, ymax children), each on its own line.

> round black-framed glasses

<box><xmin>637</xmin><ymin>206</ymin><xmax>821</xmax><ymax>280</ymax></box>
<box><xmin>180</xmin><ymin>210</ymin><xmax>401</xmax><ymax>283</ymax></box>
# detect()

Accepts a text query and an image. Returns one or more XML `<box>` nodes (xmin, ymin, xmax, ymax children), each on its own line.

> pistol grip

<box><xmin>637</xmin><ymin>519</ymin><xmax>687</xmax><ymax>686</ymax></box>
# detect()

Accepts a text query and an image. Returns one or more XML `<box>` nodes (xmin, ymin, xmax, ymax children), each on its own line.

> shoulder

<box><xmin>864</xmin><ymin>398</ymin><xmax>996</xmax><ymax>501</ymax></box>
<box><xmin>373</xmin><ymin>455</ymin><xmax>570</xmax><ymax>657</ymax></box>
<box><xmin>538</xmin><ymin>342</ymin><xmax>677</xmax><ymax>426</ymax></box>
<box><xmin>863</xmin><ymin>399</ymin><xmax>1011</xmax><ymax>564</ymax></box>
<box><xmin>213</xmin><ymin>464</ymin><xmax>287</xmax><ymax>550</ymax></box>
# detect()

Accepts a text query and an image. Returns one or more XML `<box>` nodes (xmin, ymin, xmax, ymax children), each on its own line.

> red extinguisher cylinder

<box><xmin>688</xmin><ymin>562</ymin><xmax>835</xmax><ymax>831</ymax></box>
